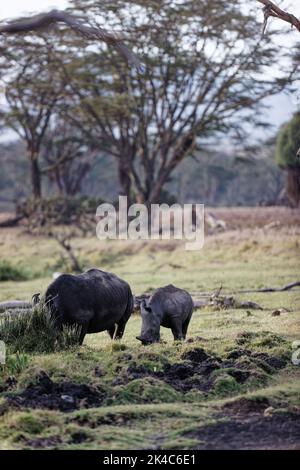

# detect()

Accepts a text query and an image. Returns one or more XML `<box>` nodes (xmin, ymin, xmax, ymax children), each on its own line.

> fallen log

<box><xmin>0</xmin><ymin>301</ymin><xmax>31</xmax><ymax>312</ymax></box>
<box><xmin>235</xmin><ymin>281</ymin><xmax>300</xmax><ymax>294</ymax></box>
<box><xmin>0</xmin><ymin>215</ymin><xmax>24</xmax><ymax>228</ymax></box>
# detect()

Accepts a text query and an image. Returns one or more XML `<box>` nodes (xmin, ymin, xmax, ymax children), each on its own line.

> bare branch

<box><xmin>0</xmin><ymin>9</ymin><xmax>142</xmax><ymax>69</ymax></box>
<box><xmin>257</xmin><ymin>0</ymin><xmax>300</xmax><ymax>33</ymax></box>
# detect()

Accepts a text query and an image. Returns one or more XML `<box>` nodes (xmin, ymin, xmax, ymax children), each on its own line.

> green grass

<box><xmin>0</xmin><ymin>224</ymin><xmax>299</xmax><ymax>449</ymax></box>
<box><xmin>0</xmin><ymin>304</ymin><xmax>82</xmax><ymax>355</ymax></box>
<box><xmin>0</xmin><ymin>259</ymin><xmax>29</xmax><ymax>282</ymax></box>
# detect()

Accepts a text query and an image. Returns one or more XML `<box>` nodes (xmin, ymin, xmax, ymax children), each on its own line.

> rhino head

<box><xmin>136</xmin><ymin>299</ymin><xmax>160</xmax><ymax>345</ymax></box>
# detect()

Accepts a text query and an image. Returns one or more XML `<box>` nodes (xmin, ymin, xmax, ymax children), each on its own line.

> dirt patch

<box><xmin>181</xmin><ymin>348</ymin><xmax>211</xmax><ymax>363</ymax></box>
<box><xmin>188</xmin><ymin>411</ymin><xmax>300</xmax><ymax>449</ymax></box>
<box><xmin>223</xmin><ymin>397</ymin><xmax>270</xmax><ymax>415</ymax></box>
<box><xmin>24</xmin><ymin>435</ymin><xmax>62</xmax><ymax>449</ymax></box>
<box><xmin>7</xmin><ymin>372</ymin><xmax>105</xmax><ymax>412</ymax></box>
<box><xmin>236</xmin><ymin>331</ymin><xmax>287</xmax><ymax>348</ymax></box>
<box><xmin>69</xmin><ymin>431</ymin><xmax>91</xmax><ymax>444</ymax></box>
<box><xmin>210</xmin><ymin>207</ymin><xmax>300</xmax><ymax>230</ymax></box>
<box><xmin>125</xmin><ymin>347</ymin><xmax>288</xmax><ymax>396</ymax></box>
<box><xmin>250</xmin><ymin>352</ymin><xmax>287</xmax><ymax>370</ymax></box>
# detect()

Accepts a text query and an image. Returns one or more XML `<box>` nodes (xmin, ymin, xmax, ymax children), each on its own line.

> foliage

<box><xmin>0</xmin><ymin>304</ymin><xmax>82</xmax><ymax>354</ymax></box>
<box><xmin>0</xmin><ymin>260</ymin><xmax>29</xmax><ymax>282</ymax></box>
<box><xmin>0</xmin><ymin>0</ymin><xmax>297</xmax><ymax>203</ymax></box>
<box><xmin>16</xmin><ymin>196</ymin><xmax>103</xmax><ymax>227</ymax></box>
<box><xmin>276</xmin><ymin>113</ymin><xmax>300</xmax><ymax>169</ymax></box>
<box><xmin>66</xmin><ymin>0</ymin><xmax>296</xmax><ymax>203</ymax></box>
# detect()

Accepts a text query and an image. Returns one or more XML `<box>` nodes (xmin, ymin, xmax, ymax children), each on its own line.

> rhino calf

<box><xmin>137</xmin><ymin>284</ymin><xmax>194</xmax><ymax>345</ymax></box>
<box><xmin>45</xmin><ymin>268</ymin><xmax>133</xmax><ymax>344</ymax></box>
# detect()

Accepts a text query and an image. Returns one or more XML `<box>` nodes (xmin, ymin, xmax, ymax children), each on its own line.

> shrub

<box><xmin>0</xmin><ymin>260</ymin><xmax>28</xmax><ymax>281</ymax></box>
<box><xmin>0</xmin><ymin>304</ymin><xmax>81</xmax><ymax>354</ymax></box>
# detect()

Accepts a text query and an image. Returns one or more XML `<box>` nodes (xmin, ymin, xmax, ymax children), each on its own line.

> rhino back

<box><xmin>45</xmin><ymin>269</ymin><xmax>132</xmax><ymax>329</ymax></box>
<box><xmin>149</xmin><ymin>284</ymin><xmax>193</xmax><ymax>321</ymax></box>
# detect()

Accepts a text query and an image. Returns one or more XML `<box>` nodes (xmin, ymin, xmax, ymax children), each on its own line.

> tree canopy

<box><xmin>0</xmin><ymin>0</ymin><xmax>299</xmax><ymax>203</ymax></box>
<box><xmin>276</xmin><ymin>113</ymin><xmax>300</xmax><ymax>169</ymax></box>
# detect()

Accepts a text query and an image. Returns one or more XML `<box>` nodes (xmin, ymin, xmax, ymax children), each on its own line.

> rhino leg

<box><xmin>170</xmin><ymin>319</ymin><xmax>184</xmax><ymax>341</ymax></box>
<box><xmin>113</xmin><ymin>315</ymin><xmax>128</xmax><ymax>340</ymax></box>
<box><xmin>182</xmin><ymin>312</ymin><xmax>193</xmax><ymax>340</ymax></box>
<box><xmin>107</xmin><ymin>325</ymin><xmax>117</xmax><ymax>339</ymax></box>
<box><xmin>78</xmin><ymin>323</ymin><xmax>89</xmax><ymax>345</ymax></box>
<box><xmin>106</xmin><ymin>318</ymin><xmax>126</xmax><ymax>340</ymax></box>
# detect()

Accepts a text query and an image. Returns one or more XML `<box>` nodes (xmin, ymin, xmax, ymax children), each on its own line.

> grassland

<box><xmin>0</xmin><ymin>208</ymin><xmax>299</xmax><ymax>449</ymax></box>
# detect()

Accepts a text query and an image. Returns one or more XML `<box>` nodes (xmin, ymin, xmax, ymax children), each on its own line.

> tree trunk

<box><xmin>118</xmin><ymin>159</ymin><xmax>132</xmax><ymax>202</ymax></box>
<box><xmin>29</xmin><ymin>150</ymin><xmax>42</xmax><ymax>199</ymax></box>
<box><xmin>286</xmin><ymin>167</ymin><xmax>300</xmax><ymax>207</ymax></box>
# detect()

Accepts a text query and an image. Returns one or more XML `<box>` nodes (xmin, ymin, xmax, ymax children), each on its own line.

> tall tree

<box><xmin>41</xmin><ymin>120</ymin><xmax>97</xmax><ymax>196</ymax></box>
<box><xmin>0</xmin><ymin>8</ymin><xmax>141</xmax><ymax>199</ymax></box>
<box><xmin>63</xmin><ymin>0</ymin><xmax>297</xmax><ymax>204</ymax></box>
<box><xmin>276</xmin><ymin>113</ymin><xmax>300</xmax><ymax>207</ymax></box>
<box><xmin>0</xmin><ymin>36</ymin><xmax>67</xmax><ymax>198</ymax></box>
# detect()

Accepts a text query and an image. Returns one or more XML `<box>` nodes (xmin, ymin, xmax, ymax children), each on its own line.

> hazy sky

<box><xmin>1</xmin><ymin>0</ymin><xmax>299</xmax><ymax>19</ymax></box>
<box><xmin>0</xmin><ymin>0</ymin><xmax>299</xmax><ymax>141</ymax></box>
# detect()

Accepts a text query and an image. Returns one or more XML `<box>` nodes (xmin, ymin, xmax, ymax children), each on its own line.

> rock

<box><xmin>263</xmin><ymin>406</ymin><xmax>275</xmax><ymax>417</ymax></box>
<box><xmin>271</xmin><ymin>310</ymin><xmax>281</xmax><ymax>317</ymax></box>
<box><xmin>61</xmin><ymin>394</ymin><xmax>75</xmax><ymax>403</ymax></box>
<box><xmin>271</xmin><ymin>308</ymin><xmax>291</xmax><ymax>317</ymax></box>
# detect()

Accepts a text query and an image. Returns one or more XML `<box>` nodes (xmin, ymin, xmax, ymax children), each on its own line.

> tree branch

<box><xmin>257</xmin><ymin>0</ymin><xmax>300</xmax><ymax>33</ymax></box>
<box><xmin>0</xmin><ymin>9</ymin><xmax>142</xmax><ymax>69</ymax></box>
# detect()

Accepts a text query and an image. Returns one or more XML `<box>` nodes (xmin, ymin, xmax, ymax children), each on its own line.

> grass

<box><xmin>0</xmin><ymin>260</ymin><xmax>29</xmax><ymax>282</ymax></box>
<box><xmin>0</xmin><ymin>217</ymin><xmax>299</xmax><ymax>449</ymax></box>
<box><xmin>0</xmin><ymin>304</ymin><xmax>82</xmax><ymax>356</ymax></box>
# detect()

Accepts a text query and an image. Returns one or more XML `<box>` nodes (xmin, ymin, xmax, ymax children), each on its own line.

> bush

<box><xmin>0</xmin><ymin>260</ymin><xmax>29</xmax><ymax>281</ymax></box>
<box><xmin>16</xmin><ymin>196</ymin><xmax>104</xmax><ymax>228</ymax></box>
<box><xmin>0</xmin><ymin>304</ymin><xmax>82</xmax><ymax>354</ymax></box>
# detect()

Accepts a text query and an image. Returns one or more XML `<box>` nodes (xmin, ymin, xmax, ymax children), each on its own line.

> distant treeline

<box><xmin>0</xmin><ymin>139</ymin><xmax>284</xmax><ymax>211</ymax></box>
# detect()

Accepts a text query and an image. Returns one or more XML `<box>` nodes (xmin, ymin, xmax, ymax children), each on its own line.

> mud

<box><xmin>223</xmin><ymin>397</ymin><xmax>271</xmax><ymax>415</ymax></box>
<box><xmin>7</xmin><ymin>371</ymin><xmax>105</xmax><ymax>412</ymax></box>
<box><xmin>127</xmin><ymin>347</ymin><xmax>288</xmax><ymax>394</ymax></box>
<box><xmin>4</xmin><ymin>347</ymin><xmax>289</xmax><ymax>412</ymax></box>
<box><xmin>24</xmin><ymin>436</ymin><xmax>62</xmax><ymax>449</ymax></box>
<box><xmin>188</xmin><ymin>411</ymin><xmax>300</xmax><ymax>449</ymax></box>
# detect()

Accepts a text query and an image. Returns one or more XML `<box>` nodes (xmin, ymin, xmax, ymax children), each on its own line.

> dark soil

<box><xmin>181</xmin><ymin>347</ymin><xmax>210</xmax><ymax>362</ymax></box>
<box><xmin>188</xmin><ymin>411</ymin><xmax>300</xmax><ymax>450</ymax></box>
<box><xmin>223</xmin><ymin>397</ymin><xmax>271</xmax><ymax>415</ymax></box>
<box><xmin>4</xmin><ymin>347</ymin><xmax>289</xmax><ymax>412</ymax></box>
<box><xmin>126</xmin><ymin>347</ymin><xmax>288</xmax><ymax>394</ymax></box>
<box><xmin>24</xmin><ymin>436</ymin><xmax>62</xmax><ymax>449</ymax></box>
<box><xmin>7</xmin><ymin>372</ymin><xmax>105</xmax><ymax>412</ymax></box>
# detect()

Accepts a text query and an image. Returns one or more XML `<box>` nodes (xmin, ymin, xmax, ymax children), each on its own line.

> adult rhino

<box><xmin>45</xmin><ymin>268</ymin><xmax>133</xmax><ymax>344</ymax></box>
<box><xmin>137</xmin><ymin>284</ymin><xmax>193</xmax><ymax>345</ymax></box>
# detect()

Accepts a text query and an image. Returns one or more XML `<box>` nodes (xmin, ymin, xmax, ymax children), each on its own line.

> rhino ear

<box><xmin>140</xmin><ymin>299</ymin><xmax>152</xmax><ymax>313</ymax></box>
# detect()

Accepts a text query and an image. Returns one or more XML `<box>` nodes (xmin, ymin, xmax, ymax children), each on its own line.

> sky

<box><xmin>0</xmin><ymin>0</ymin><xmax>299</xmax><ymax>142</ymax></box>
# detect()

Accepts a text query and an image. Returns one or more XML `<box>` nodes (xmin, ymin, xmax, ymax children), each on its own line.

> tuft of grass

<box><xmin>0</xmin><ymin>260</ymin><xmax>29</xmax><ymax>282</ymax></box>
<box><xmin>213</xmin><ymin>373</ymin><xmax>241</xmax><ymax>396</ymax></box>
<box><xmin>3</xmin><ymin>352</ymin><xmax>30</xmax><ymax>375</ymax></box>
<box><xmin>111</xmin><ymin>378</ymin><xmax>180</xmax><ymax>405</ymax></box>
<box><xmin>0</xmin><ymin>304</ymin><xmax>81</xmax><ymax>355</ymax></box>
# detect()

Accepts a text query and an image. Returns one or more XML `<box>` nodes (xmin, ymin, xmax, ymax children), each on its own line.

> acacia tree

<box><xmin>0</xmin><ymin>36</ymin><xmax>67</xmax><ymax>198</ymax></box>
<box><xmin>63</xmin><ymin>0</ymin><xmax>297</xmax><ymax>204</ymax></box>
<box><xmin>41</xmin><ymin>120</ymin><xmax>97</xmax><ymax>196</ymax></box>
